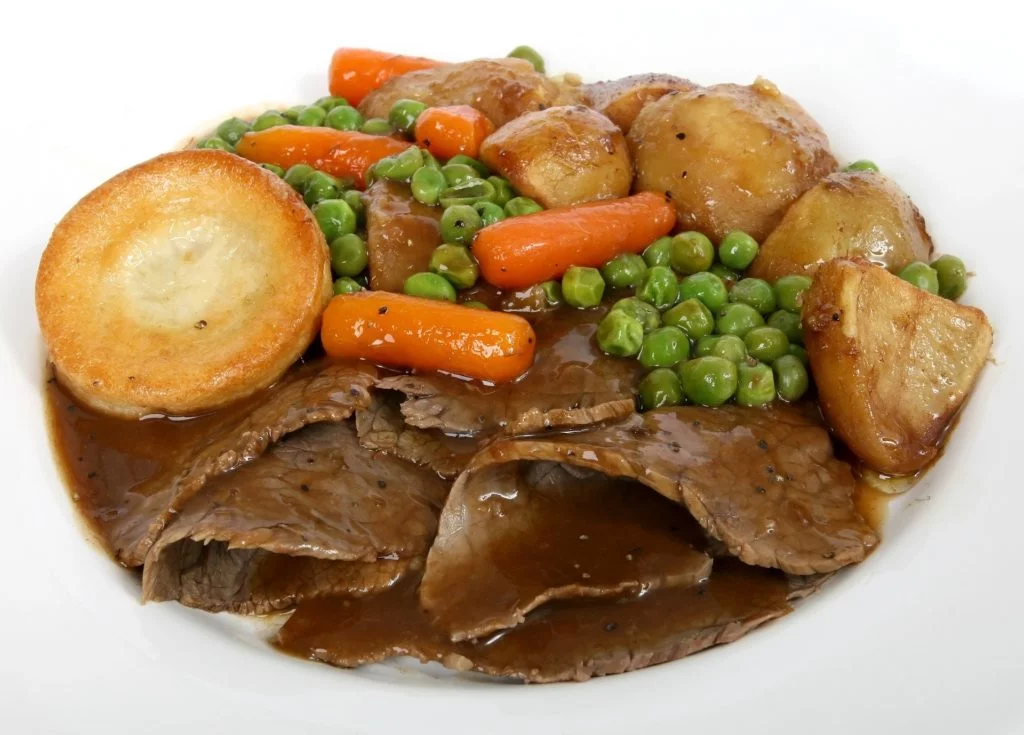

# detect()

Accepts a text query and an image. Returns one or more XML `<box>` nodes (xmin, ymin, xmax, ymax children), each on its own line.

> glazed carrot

<box><xmin>235</xmin><ymin>126</ymin><xmax>411</xmax><ymax>188</ymax></box>
<box><xmin>329</xmin><ymin>48</ymin><xmax>443</xmax><ymax>105</ymax></box>
<box><xmin>321</xmin><ymin>292</ymin><xmax>536</xmax><ymax>384</ymax></box>
<box><xmin>414</xmin><ymin>106</ymin><xmax>496</xmax><ymax>160</ymax></box>
<box><xmin>473</xmin><ymin>193</ymin><xmax>677</xmax><ymax>289</ymax></box>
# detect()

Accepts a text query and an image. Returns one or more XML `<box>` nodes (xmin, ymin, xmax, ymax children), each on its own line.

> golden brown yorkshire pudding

<box><xmin>36</xmin><ymin>150</ymin><xmax>332</xmax><ymax>418</ymax></box>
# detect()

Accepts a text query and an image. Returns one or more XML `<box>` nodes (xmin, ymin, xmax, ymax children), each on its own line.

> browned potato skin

<box><xmin>581</xmin><ymin>73</ymin><xmax>695</xmax><ymax>133</ymax></box>
<box><xmin>803</xmin><ymin>258</ymin><xmax>992</xmax><ymax>476</ymax></box>
<box><xmin>365</xmin><ymin>180</ymin><xmax>442</xmax><ymax>293</ymax></box>
<box><xmin>748</xmin><ymin>171</ymin><xmax>933</xmax><ymax>282</ymax></box>
<box><xmin>359</xmin><ymin>59</ymin><xmax>568</xmax><ymax>128</ymax></box>
<box><xmin>629</xmin><ymin>79</ymin><xmax>837</xmax><ymax>242</ymax></box>
<box><xmin>479</xmin><ymin>106</ymin><xmax>632</xmax><ymax>209</ymax></box>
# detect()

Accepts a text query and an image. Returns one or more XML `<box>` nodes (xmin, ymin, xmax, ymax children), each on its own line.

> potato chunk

<box><xmin>629</xmin><ymin>79</ymin><xmax>836</xmax><ymax>242</ymax></box>
<box><xmin>803</xmin><ymin>258</ymin><xmax>992</xmax><ymax>475</ymax></box>
<box><xmin>480</xmin><ymin>105</ymin><xmax>631</xmax><ymax>208</ymax></box>
<box><xmin>748</xmin><ymin>171</ymin><xmax>933</xmax><ymax>282</ymax></box>
<box><xmin>581</xmin><ymin>73</ymin><xmax>695</xmax><ymax>133</ymax></box>
<box><xmin>365</xmin><ymin>180</ymin><xmax>442</xmax><ymax>293</ymax></box>
<box><xmin>359</xmin><ymin>58</ymin><xmax>566</xmax><ymax>128</ymax></box>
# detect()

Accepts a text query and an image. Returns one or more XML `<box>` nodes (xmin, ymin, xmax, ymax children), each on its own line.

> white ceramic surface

<box><xmin>3</xmin><ymin>1</ymin><xmax>1023</xmax><ymax>733</ymax></box>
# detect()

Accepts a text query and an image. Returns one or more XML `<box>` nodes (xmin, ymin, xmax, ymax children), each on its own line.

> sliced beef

<box><xmin>376</xmin><ymin>305</ymin><xmax>641</xmax><ymax>436</ymax></box>
<box><xmin>364</xmin><ymin>180</ymin><xmax>443</xmax><ymax>293</ymax></box>
<box><xmin>142</xmin><ymin>421</ymin><xmax>449</xmax><ymax>613</ymax></box>
<box><xmin>457</xmin><ymin>405</ymin><xmax>878</xmax><ymax>574</ymax></box>
<box><xmin>420</xmin><ymin>460</ymin><xmax>712</xmax><ymax>641</ymax></box>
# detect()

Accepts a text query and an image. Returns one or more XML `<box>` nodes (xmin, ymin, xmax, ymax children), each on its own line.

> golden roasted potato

<box><xmin>359</xmin><ymin>58</ymin><xmax>567</xmax><ymax>128</ymax></box>
<box><xmin>581</xmin><ymin>73</ymin><xmax>695</xmax><ymax>133</ymax></box>
<box><xmin>479</xmin><ymin>105</ymin><xmax>632</xmax><ymax>208</ymax></box>
<box><xmin>748</xmin><ymin>171</ymin><xmax>933</xmax><ymax>282</ymax></box>
<box><xmin>803</xmin><ymin>258</ymin><xmax>992</xmax><ymax>475</ymax></box>
<box><xmin>629</xmin><ymin>79</ymin><xmax>836</xmax><ymax>242</ymax></box>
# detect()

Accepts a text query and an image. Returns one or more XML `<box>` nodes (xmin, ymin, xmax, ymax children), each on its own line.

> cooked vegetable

<box><xmin>430</xmin><ymin>244</ymin><xmax>479</xmax><ymax>289</ymax></box>
<box><xmin>766</xmin><ymin>309</ymin><xmax>803</xmax><ymax>344</ymax></box>
<box><xmin>488</xmin><ymin>176</ymin><xmax>515</xmax><ymax>207</ymax></box>
<box><xmin>403</xmin><ymin>272</ymin><xmax>457</xmax><ymax>302</ymax></box>
<box><xmin>259</xmin><ymin>163</ymin><xmax>285</xmax><ymax>177</ymax></box>
<box><xmin>773</xmin><ymin>274</ymin><xmax>813</xmax><ymax>313</ymax></box>
<box><xmin>333</xmin><ymin>276</ymin><xmax>363</xmax><ymax>294</ymax></box>
<box><xmin>639</xmin><ymin>326</ymin><xmax>690</xmax><ymax>368</ymax></box>
<box><xmin>562</xmin><ymin>266</ymin><xmax>605</xmax><ymax>308</ymax></box>
<box><xmin>678</xmin><ymin>271</ymin><xmax>728</xmax><ymax>312</ymax></box>
<box><xmin>596</xmin><ymin>310</ymin><xmax>644</xmax><ymax>356</ymax></box>
<box><xmin>325</xmin><ymin>105</ymin><xmax>364</xmax><ymax>131</ymax></box>
<box><xmin>772</xmin><ymin>355</ymin><xmax>809</xmax><ymax>402</ymax></box>
<box><xmin>729</xmin><ymin>278</ymin><xmax>776</xmax><ymax>315</ymax></box>
<box><xmin>678</xmin><ymin>356</ymin><xmax>738</xmax><ymax>406</ymax></box>
<box><xmin>581</xmin><ymin>73</ymin><xmax>694</xmax><ymax>134</ymax></box>
<box><xmin>843</xmin><ymin>159</ymin><xmax>879</xmax><ymax>172</ymax></box>
<box><xmin>932</xmin><ymin>254</ymin><xmax>968</xmax><ymax>299</ymax></box>
<box><xmin>448</xmin><ymin>155</ymin><xmax>490</xmax><ymax>176</ymax></box>
<box><xmin>361</xmin><ymin>118</ymin><xmax>392</xmax><ymax>135</ymax></box>
<box><xmin>303</xmin><ymin>171</ymin><xmax>344</xmax><ymax>207</ymax></box>
<box><xmin>670</xmin><ymin>232</ymin><xmax>714</xmax><ymax>275</ymax></box>
<box><xmin>236</xmin><ymin>126</ymin><xmax>412</xmax><ymax>188</ymax></box>
<box><xmin>503</xmin><ymin>196</ymin><xmax>544</xmax><ymax>218</ymax></box>
<box><xmin>415</xmin><ymin>105</ymin><xmax>495</xmax><ymax>160</ymax></box>
<box><xmin>314</xmin><ymin>96</ymin><xmax>348</xmax><ymax>111</ymax></box>
<box><xmin>709</xmin><ymin>263</ymin><xmax>741</xmax><ymax>289</ymax></box>
<box><xmin>462</xmin><ymin>300</ymin><xmax>489</xmax><ymax>309</ymax></box>
<box><xmin>329</xmin><ymin>233</ymin><xmax>369</xmax><ymax>277</ymax></box>
<box><xmin>788</xmin><ymin>344</ymin><xmax>809</xmax><ymax>366</ymax></box>
<box><xmin>440</xmin><ymin>204</ymin><xmax>483</xmax><ymax>245</ymax></box>
<box><xmin>377</xmin><ymin>146</ymin><xmax>426</xmax><ymax>183</ymax></box>
<box><xmin>898</xmin><ymin>261</ymin><xmax>940</xmax><ymax>294</ymax></box>
<box><xmin>638</xmin><ymin>368</ymin><xmax>683</xmax><ymax>410</ymax></box>
<box><xmin>196</xmin><ymin>137</ymin><xmax>233</xmax><ymax>152</ymax></box>
<box><xmin>328</xmin><ymin>48</ymin><xmax>442</xmax><ymax>105</ymax></box>
<box><xmin>715</xmin><ymin>302</ymin><xmax>764</xmax><ymax>337</ymax></box>
<box><xmin>661</xmin><ymin>300</ymin><xmax>711</xmax><ymax>341</ymax></box>
<box><xmin>313</xmin><ymin>199</ymin><xmax>357</xmax><ymax>241</ymax></box>
<box><xmin>695</xmin><ymin>334</ymin><xmax>747</xmax><ymax>364</ymax></box>
<box><xmin>743</xmin><ymin>326</ymin><xmax>789</xmax><ymax>363</ymax></box>
<box><xmin>439</xmin><ymin>178</ymin><xmax>497</xmax><ymax>208</ymax></box>
<box><xmin>215</xmin><ymin>117</ymin><xmax>251</xmax><ymax>145</ymax></box>
<box><xmin>474</xmin><ymin>193</ymin><xmax>675</xmax><ymax>289</ymax></box>
<box><xmin>736</xmin><ymin>362</ymin><xmax>776</xmax><ymax>407</ymax></box>
<box><xmin>342</xmin><ymin>190</ymin><xmax>366</xmax><ymax>226</ymax></box>
<box><xmin>282</xmin><ymin>105</ymin><xmax>305</xmax><ymax>122</ymax></box>
<box><xmin>718</xmin><ymin>231</ymin><xmax>759</xmax><ymax>271</ymax></box>
<box><xmin>388</xmin><ymin>98</ymin><xmax>428</xmax><ymax>135</ymax></box>
<box><xmin>252</xmin><ymin>110</ymin><xmax>289</xmax><ymax>131</ymax></box>
<box><xmin>602</xmin><ymin>253</ymin><xmax>648</xmax><ymax>289</ymax></box>
<box><xmin>283</xmin><ymin>163</ymin><xmax>316</xmax><ymax>191</ymax></box>
<box><xmin>365</xmin><ymin>180</ymin><xmax>443</xmax><ymax>292</ymax></box>
<box><xmin>803</xmin><ymin>258</ymin><xmax>992</xmax><ymax>474</ymax></box>
<box><xmin>643</xmin><ymin>236</ymin><xmax>673</xmax><ymax>267</ymax></box>
<box><xmin>441</xmin><ymin>163</ymin><xmax>476</xmax><ymax>185</ymax></box>
<box><xmin>611</xmin><ymin>296</ymin><xmax>661</xmax><ymax>333</ymax></box>
<box><xmin>507</xmin><ymin>45</ymin><xmax>545</xmax><ymax>73</ymax></box>
<box><xmin>637</xmin><ymin>265</ymin><xmax>678</xmax><ymax>309</ymax></box>
<box><xmin>411</xmin><ymin>166</ymin><xmax>447</xmax><ymax>205</ymax></box>
<box><xmin>540</xmin><ymin>280</ymin><xmax>563</xmax><ymax>306</ymax></box>
<box><xmin>474</xmin><ymin>201</ymin><xmax>506</xmax><ymax>227</ymax></box>
<box><xmin>321</xmin><ymin>291</ymin><xmax>537</xmax><ymax>383</ymax></box>
<box><xmin>296</xmin><ymin>106</ymin><xmax>327</xmax><ymax>126</ymax></box>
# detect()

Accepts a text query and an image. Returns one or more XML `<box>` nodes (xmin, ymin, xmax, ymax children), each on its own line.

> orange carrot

<box><xmin>472</xmin><ymin>193</ymin><xmax>677</xmax><ymax>289</ymax></box>
<box><xmin>235</xmin><ymin>126</ymin><xmax>411</xmax><ymax>188</ymax></box>
<box><xmin>321</xmin><ymin>292</ymin><xmax>536</xmax><ymax>384</ymax></box>
<box><xmin>414</xmin><ymin>105</ymin><xmax>495</xmax><ymax>160</ymax></box>
<box><xmin>329</xmin><ymin>48</ymin><xmax>443</xmax><ymax>105</ymax></box>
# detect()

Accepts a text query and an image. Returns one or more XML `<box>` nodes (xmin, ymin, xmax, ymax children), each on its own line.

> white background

<box><xmin>2</xmin><ymin>1</ymin><xmax>1023</xmax><ymax>733</ymax></box>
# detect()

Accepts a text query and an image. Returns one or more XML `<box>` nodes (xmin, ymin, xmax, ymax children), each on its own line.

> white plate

<box><xmin>3</xmin><ymin>1</ymin><xmax>1023</xmax><ymax>732</ymax></box>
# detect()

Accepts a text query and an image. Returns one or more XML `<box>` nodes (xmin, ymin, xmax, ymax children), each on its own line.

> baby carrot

<box><xmin>235</xmin><ymin>126</ymin><xmax>412</xmax><ymax>188</ymax></box>
<box><xmin>329</xmin><ymin>48</ymin><xmax>443</xmax><ymax>105</ymax></box>
<box><xmin>321</xmin><ymin>292</ymin><xmax>536</xmax><ymax>384</ymax></box>
<box><xmin>473</xmin><ymin>192</ymin><xmax>677</xmax><ymax>289</ymax></box>
<box><xmin>414</xmin><ymin>105</ymin><xmax>495</xmax><ymax>160</ymax></box>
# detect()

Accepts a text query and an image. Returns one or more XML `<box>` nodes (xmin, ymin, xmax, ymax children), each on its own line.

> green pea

<box><xmin>611</xmin><ymin>297</ymin><xmax>661</xmax><ymax>333</ymax></box>
<box><xmin>639</xmin><ymin>326</ymin><xmax>690</xmax><ymax>368</ymax></box>
<box><xmin>842</xmin><ymin>159</ymin><xmax>880</xmax><ymax>173</ymax></box>
<box><xmin>788</xmin><ymin>344</ymin><xmax>809</xmax><ymax>366</ymax></box>
<box><xmin>743</xmin><ymin>326</ymin><xmax>790</xmax><ymax>363</ymax></box>
<box><xmin>314</xmin><ymin>96</ymin><xmax>349</xmax><ymax>111</ymax></box>
<box><xmin>421</xmin><ymin>150</ymin><xmax>442</xmax><ymax>171</ymax></box>
<box><xmin>730</xmin><ymin>278</ymin><xmax>776</xmax><ymax>315</ymax></box>
<box><xmin>474</xmin><ymin>201</ymin><xmax>506</xmax><ymax>227</ymax></box>
<box><xmin>670</xmin><ymin>231</ymin><xmax>714</xmax><ymax>275</ymax></box>
<box><xmin>541</xmin><ymin>280</ymin><xmax>563</xmax><ymax>306</ymax></box>
<box><xmin>507</xmin><ymin>45</ymin><xmax>546</xmax><ymax>73</ymax></box>
<box><xmin>932</xmin><ymin>254</ymin><xmax>967</xmax><ymax>300</ymax></box>
<box><xmin>252</xmin><ymin>110</ymin><xmax>289</xmax><ymax>131</ymax></box>
<box><xmin>296</xmin><ymin>105</ymin><xmax>327</xmax><ymax>126</ymax></box>
<box><xmin>679</xmin><ymin>271</ymin><xmax>728</xmax><ymax>312</ymax></box>
<box><xmin>766</xmin><ymin>310</ymin><xmax>803</xmax><ymax>344</ymax></box>
<box><xmin>329</xmin><ymin>233</ymin><xmax>368</xmax><ymax>277</ymax></box>
<box><xmin>663</xmin><ymin>298</ymin><xmax>714</xmax><ymax>340</ymax></box>
<box><xmin>637</xmin><ymin>265</ymin><xmax>678</xmax><ymax>310</ymax></box>
<box><xmin>284</xmin><ymin>163</ymin><xmax>317</xmax><ymax>191</ymax></box>
<box><xmin>709</xmin><ymin>262</ymin><xmax>741</xmax><ymax>289</ymax></box>
<box><xmin>314</xmin><ymin>199</ymin><xmax>358</xmax><ymax>242</ymax></box>
<box><xmin>303</xmin><ymin>171</ymin><xmax>344</xmax><ymax>206</ymax></box>
<box><xmin>215</xmin><ymin>117</ymin><xmax>251</xmax><ymax>146</ymax></box>
<box><xmin>429</xmin><ymin>244</ymin><xmax>479</xmax><ymax>289</ymax></box>
<box><xmin>441</xmin><ymin>163</ymin><xmax>478</xmax><ymax>186</ymax></box>
<box><xmin>447</xmin><ymin>155</ymin><xmax>490</xmax><ymax>177</ymax></box>
<box><xmin>715</xmin><ymin>302</ymin><xmax>764</xmax><ymax>337</ymax></box>
<box><xmin>638</xmin><ymin>368</ymin><xmax>683</xmax><ymax>411</ymax></box>
<box><xmin>695</xmin><ymin>334</ymin><xmax>747</xmax><ymax>364</ymax></box>
<box><xmin>196</xmin><ymin>137</ymin><xmax>234</xmax><ymax>152</ymax></box>
<box><xmin>736</xmin><ymin>362</ymin><xmax>776</xmax><ymax>407</ymax></box>
<box><xmin>342</xmin><ymin>189</ymin><xmax>365</xmax><ymax>227</ymax></box>
<box><xmin>282</xmin><ymin>105</ymin><xmax>306</xmax><ymax>122</ymax></box>
<box><xmin>355</xmin><ymin>273</ymin><xmax>369</xmax><ymax>288</ymax></box>
<box><xmin>718</xmin><ymin>231</ymin><xmax>759</xmax><ymax>271</ymax></box>
<box><xmin>388</xmin><ymin>99</ymin><xmax>427</xmax><ymax>135</ymax></box>
<box><xmin>643</xmin><ymin>236</ymin><xmax>673</xmax><ymax>267</ymax></box>
<box><xmin>325</xmin><ymin>104</ymin><xmax>364</xmax><ymax>131</ymax></box>
<box><xmin>462</xmin><ymin>300</ymin><xmax>490</xmax><ymax>310</ymax></box>
<box><xmin>332</xmin><ymin>276</ymin><xmax>363</xmax><ymax>295</ymax></box>
<box><xmin>403</xmin><ymin>272</ymin><xmax>457</xmax><ymax>302</ymax></box>
<box><xmin>259</xmin><ymin>163</ymin><xmax>285</xmax><ymax>177</ymax></box>
<box><xmin>678</xmin><ymin>356</ymin><xmax>738</xmax><ymax>406</ymax></box>
<box><xmin>773</xmin><ymin>355</ymin><xmax>810</xmax><ymax>402</ymax></box>
<box><xmin>440</xmin><ymin>204</ymin><xmax>483</xmax><ymax>245</ymax></box>
<box><xmin>773</xmin><ymin>275</ymin><xmax>813</xmax><ymax>314</ymax></box>
<box><xmin>376</xmin><ymin>146</ymin><xmax>425</xmax><ymax>182</ymax></box>
<box><xmin>439</xmin><ymin>178</ymin><xmax>497</xmax><ymax>208</ymax></box>
<box><xmin>899</xmin><ymin>261</ymin><xmax>939</xmax><ymax>294</ymax></box>
<box><xmin>504</xmin><ymin>196</ymin><xmax>543</xmax><ymax>217</ymax></box>
<box><xmin>596</xmin><ymin>310</ymin><xmax>644</xmax><ymax>357</ymax></box>
<box><xmin>361</xmin><ymin>117</ymin><xmax>393</xmax><ymax>135</ymax></box>
<box><xmin>411</xmin><ymin>166</ymin><xmax>447</xmax><ymax>206</ymax></box>
<box><xmin>562</xmin><ymin>266</ymin><xmax>606</xmax><ymax>308</ymax></box>
<box><xmin>602</xmin><ymin>253</ymin><xmax>648</xmax><ymax>289</ymax></box>
<box><xmin>488</xmin><ymin>176</ymin><xmax>515</xmax><ymax>207</ymax></box>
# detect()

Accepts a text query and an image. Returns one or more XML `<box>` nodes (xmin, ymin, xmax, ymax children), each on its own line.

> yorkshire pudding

<box><xmin>36</xmin><ymin>149</ymin><xmax>332</xmax><ymax>418</ymax></box>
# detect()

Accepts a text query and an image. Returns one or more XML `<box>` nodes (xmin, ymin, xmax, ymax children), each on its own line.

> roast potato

<box><xmin>359</xmin><ymin>58</ymin><xmax>568</xmax><ymax>128</ymax></box>
<box><xmin>581</xmin><ymin>73</ymin><xmax>695</xmax><ymax>133</ymax></box>
<box><xmin>748</xmin><ymin>171</ymin><xmax>933</xmax><ymax>282</ymax></box>
<box><xmin>365</xmin><ymin>180</ymin><xmax>442</xmax><ymax>293</ymax></box>
<box><xmin>479</xmin><ymin>105</ymin><xmax>632</xmax><ymax>208</ymax></box>
<box><xmin>803</xmin><ymin>258</ymin><xmax>992</xmax><ymax>475</ymax></box>
<box><xmin>629</xmin><ymin>79</ymin><xmax>836</xmax><ymax>242</ymax></box>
